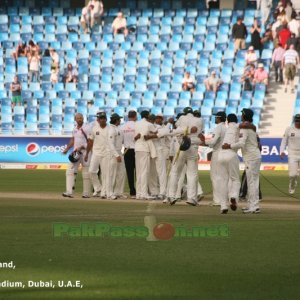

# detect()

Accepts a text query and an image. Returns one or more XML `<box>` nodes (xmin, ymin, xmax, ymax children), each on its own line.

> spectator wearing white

<box><xmin>288</xmin><ymin>15</ymin><xmax>300</xmax><ymax>38</ymax></box>
<box><xmin>182</xmin><ymin>72</ymin><xmax>195</xmax><ymax>93</ymax></box>
<box><xmin>204</xmin><ymin>71</ymin><xmax>223</xmax><ymax>92</ymax></box>
<box><xmin>257</xmin><ymin>0</ymin><xmax>272</xmax><ymax>25</ymax></box>
<box><xmin>272</xmin><ymin>16</ymin><xmax>283</xmax><ymax>39</ymax></box>
<box><xmin>112</xmin><ymin>12</ymin><xmax>128</xmax><ymax>37</ymax></box>
<box><xmin>50</xmin><ymin>67</ymin><xmax>59</xmax><ymax>83</ymax></box>
<box><xmin>49</xmin><ymin>48</ymin><xmax>59</xmax><ymax>69</ymax></box>
<box><xmin>80</xmin><ymin>5</ymin><xmax>92</xmax><ymax>33</ymax></box>
<box><xmin>282</xmin><ymin>44</ymin><xmax>300</xmax><ymax>93</ymax></box>
<box><xmin>245</xmin><ymin>46</ymin><xmax>258</xmax><ymax>65</ymax></box>
<box><xmin>28</xmin><ymin>52</ymin><xmax>40</xmax><ymax>83</ymax></box>
<box><xmin>87</xmin><ymin>0</ymin><xmax>104</xmax><ymax>29</ymax></box>
<box><xmin>63</xmin><ymin>63</ymin><xmax>78</xmax><ymax>83</ymax></box>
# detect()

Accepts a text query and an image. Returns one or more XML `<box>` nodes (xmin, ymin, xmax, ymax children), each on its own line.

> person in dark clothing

<box><xmin>286</xmin><ymin>33</ymin><xmax>300</xmax><ymax>53</ymax></box>
<box><xmin>250</xmin><ymin>18</ymin><xmax>263</xmax><ymax>54</ymax></box>
<box><xmin>232</xmin><ymin>17</ymin><xmax>247</xmax><ymax>53</ymax></box>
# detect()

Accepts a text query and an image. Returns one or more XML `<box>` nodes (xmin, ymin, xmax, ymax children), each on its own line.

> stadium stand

<box><xmin>0</xmin><ymin>0</ymin><xmax>274</xmax><ymax>135</ymax></box>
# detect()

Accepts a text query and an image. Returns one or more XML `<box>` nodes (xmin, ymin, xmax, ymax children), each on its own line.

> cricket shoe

<box><xmin>209</xmin><ymin>202</ymin><xmax>221</xmax><ymax>207</ymax></box>
<box><xmin>162</xmin><ymin>198</ymin><xmax>169</xmax><ymax>204</ymax></box>
<box><xmin>146</xmin><ymin>195</ymin><xmax>157</xmax><ymax>200</ymax></box>
<box><xmin>169</xmin><ymin>198</ymin><xmax>177</xmax><ymax>205</ymax></box>
<box><xmin>186</xmin><ymin>199</ymin><xmax>198</xmax><ymax>206</ymax></box>
<box><xmin>62</xmin><ymin>192</ymin><xmax>73</xmax><ymax>198</ymax></box>
<box><xmin>230</xmin><ymin>198</ymin><xmax>237</xmax><ymax>211</ymax></box>
<box><xmin>157</xmin><ymin>194</ymin><xmax>165</xmax><ymax>200</ymax></box>
<box><xmin>110</xmin><ymin>195</ymin><xmax>117</xmax><ymax>200</ymax></box>
<box><xmin>221</xmin><ymin>209</ymin><xmax>228</xmax><ymax>214</ymax></box>
<box><xmin>82</xmin><ymin>195</ymin><xmax>90</xmax><ymax>199</ymax></box>
<box><xmin>243</xmin><ymin>208</ymin><xmax>260</xmax><ymax>214</ymax></box>
<box><xmin>197</xmin><ymin>194</ymin><xmax>204</xmax><ymax>202</ymax></box>
<box><xmin>252</xmin><ymin>208</ymin><xmax>261</xmax><ymax>214</ymax></box>
<box><xmin>92</xmin><ymin>190</ymin><xmax>101</xmax><ymax>197</ymax></box>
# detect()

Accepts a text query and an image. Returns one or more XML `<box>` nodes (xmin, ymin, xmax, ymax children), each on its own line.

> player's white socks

<box><xmin>66</xmin><ymin>169</ymin><xmax>75</xmax><ymax>195</ymax></box>
<box><xmin>82</xmin><ymin>167</ymin><xmax>91</xmax><ymax>197</ymax></box>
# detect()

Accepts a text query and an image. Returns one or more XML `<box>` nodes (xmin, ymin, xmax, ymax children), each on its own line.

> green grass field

<box><xmin>0</xmin><ymin>170</ymin><xmax>299</xmax><ymax>300</ymax></box>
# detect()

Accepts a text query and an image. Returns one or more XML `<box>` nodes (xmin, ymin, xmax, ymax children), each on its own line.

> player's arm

<box><xmin>280</xmin><ymin>128</ymin><xmax>289</xmax><ymax>159</ymax></box>
<box><xmin>63</xmin><ymin>137</ymin><xmax>74</xmax><ymax>154</ymax></box>
<box><xmin>226</xmin><ymin>129</ymin><xmax>248</xmax><ymax>150</ymax></box>
<box><xmin>205</xmin><ymin>126</ymin><xmax>221</xmax><ymax>148</ymax></box>
<box><xmin>84</xmin><ymin>136</ymin><xmax>94</xmax><ymax>162</ymax></box>
<box><xmin>107</xmin><ymin>128</ymin><xmax>121</xmax><ymax>162</ymax></box>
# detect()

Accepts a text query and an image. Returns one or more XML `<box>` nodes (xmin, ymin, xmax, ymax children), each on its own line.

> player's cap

<box><xmin>241</xmin><ymin>108</ymin><xmax>254</xmax><ymax>118</ymax></box>
<box><xmin>258</xmin><ymin>63</ymin><xmax>264</xmax><ymax>68</ymax></box>
<box><xmin>227</xmin><ymin>113</ymin><xmax>238</xmax><ymax>123</ymax></box>
<box><xmin>294</xmin><ymin>114</ymin><xmax>300</xmax><ymax>122</ymax></box>
<box><xmin>96</xmin><ymin>111</ymin><xmax>107</xmax><ymax>119</ymax></box>
<box><xmin>214</xmin><ymin>111</ymin><xmax>226</xmax><ymax>119</ymax></box>
<box><xmin>110</xmin><ymin>113</ymin><xmax>122</xmax><ymax>120</ymax></box>
<box><xmin>183</xmin><ymin>107</ymin><xmax>193</xmax><ymax>115</ymax></box>
<box><xmin>193</xmin><ymin>110</ymin><xmax>201</xmax><ymax>117</ymax></box>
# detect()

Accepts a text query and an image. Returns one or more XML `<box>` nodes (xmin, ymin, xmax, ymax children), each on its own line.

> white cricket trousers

<box><xmin>210</xmin><ymin>150</ymin><xmax>222</xmax><ymax>204</ymax></box>
<box><xmin>106</xmin><ymin>155</ymin><xmax>126</xmax><ymax>198</ymax></box>
<box><xmin>66</xmin><ymin>150</ymin><xmax>91</xmax><ymax>196</ymax></box>
<box><xmin>89</xmin><ymin>154</ymin><xmax>109</xmax><ymax>197</ymax></box>
<box><xmin>168</xmin><ymin>145</ymin><xmax>199</xmax><ymax>201</ymax></box>
<box><xmin>288</xmin><ymin>155</ymin><xmax>300</xmax><ymax>189</ymax></box>
<box><xmin>218</xmin><ymin>150</ymin><xmax>240</xmax><ymax>210</ymax></box>
<box><xmin>135</xmin><ymin>151</ymin><xmax>150</xmax><ymax>198</ymax></box>
<box><xmin>245</xmin><ymin>158</ymin><xmax>261</xmax><ymax>210</ymax></box>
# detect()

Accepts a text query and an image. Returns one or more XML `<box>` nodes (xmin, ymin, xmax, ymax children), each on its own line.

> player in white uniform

<box><xmin>222</xmin><ymin>109</ymin><xmax>261</xmax><ymax>214</ymax></box>
<box><xmin>62</xmin><ymin>113</ymin><xmax>92</xmax><ymax>198</ymax></box>
<box><xmin>200</xmin><ymin>111</ymin><xmax>227</xmax><ymax>206</ymax></box>
<box><xmin>159</xmin><ymin>107</ymin><xmax>203</xmax><ymax>206</ymax></box>
<box><xmin>218</xmin><ymin>114</ymin><xmax>240</xmax><ymax>214</ymax></box>
<box><xmin>134</xmin><ymin>111</ymin><xmax>156</xmax><ymax>200</ymax></box>
<box><xmin>106</xmin><ymin>113</ymin><xmax>126</xmax><ymax>199</ymax></box>
<box><xmin>280</xmin><ymin>114</ymin><xmax>300</xmax><ymax>194</ymax></box>
<box><xmin>85</xmin><ymin>111</ymin><xmax>110</xmax><ymax>198</ymax></box>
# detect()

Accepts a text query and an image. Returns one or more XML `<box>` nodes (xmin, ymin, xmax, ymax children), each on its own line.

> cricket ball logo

<box><xmin>26</xmin><ymin>143</ymin><xmax>40</xmax><ymax>156</ymax></box>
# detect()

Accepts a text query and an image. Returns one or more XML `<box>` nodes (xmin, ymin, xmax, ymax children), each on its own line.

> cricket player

<box><xmin>222</xmin><ymin>109</ymin><xmax>261</xmax><ymax>214</ymax></box>
<box><xmin>62</xmin><ymin>113</ymin><xmax>92</xmax><ymax>198</ymax></box>
<box><xmin>218</xmin><ymin>114</ymin><xmax>240</xmax><ymax>214</ymax></box>
<box><xmin>107</xmin><ymin>113</ymin><xmax>126</xmax><ymax>199</ymax></box>
<box><xmin>200</xmin><ymin>111</ymin><xmax>227</xmax><ymax>206</ymax></box>
<box><xmin>85</xmin><ymin>111</ymin><xmax>110</xmax><ymax>198</ymax></box>
<box><xmin>134</xmin><ymin>111</ymin><xmax>156</xmax><ymax>200</ymax></box>
<box><xmin>280</xmin><ymin>114</ymin><xmax>300</xmax><ymax>194</ymax></box>
<box><xmin>162</xmin><ymin>107</ymin><xmax>203</xmax><ymax>206</ymax></box>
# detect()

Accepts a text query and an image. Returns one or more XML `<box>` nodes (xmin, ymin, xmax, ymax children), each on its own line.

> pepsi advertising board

<box><xmin>0</xmin><ymin>137</ymin><xmax>70</xmax><ymax>163</ymax></box>
<box><xmin>0</xmin><ymin>137</ymin><xmax>288</xmax><ymax>164</ymax></box>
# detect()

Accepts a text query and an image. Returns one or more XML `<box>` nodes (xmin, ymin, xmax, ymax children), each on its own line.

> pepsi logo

<box><xmin>26</xmin><ymin>143</ymin><xmax>40</xmax><ymax>156</ymax></box>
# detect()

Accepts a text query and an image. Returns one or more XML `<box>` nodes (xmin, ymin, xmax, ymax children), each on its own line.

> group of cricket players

<box><xmin>62</xmin><ymin>107</ymin><xmax>300</xmax><ymax>214</ymax></box>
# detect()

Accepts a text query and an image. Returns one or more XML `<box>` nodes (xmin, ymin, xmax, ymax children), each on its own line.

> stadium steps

<box><xmin>259</xmin><ymin>74</ymin><xmax>298</xmax><ymax>137</ymax></box>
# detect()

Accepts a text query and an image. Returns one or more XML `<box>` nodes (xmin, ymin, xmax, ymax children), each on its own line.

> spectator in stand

<box><xmin>232</xmin><ymin>17</ymin><xmax>247</xmax><ymax>53</ymax></box>
<box><xmin>282</xmin><ymin>44</ymin><xmax>300</xmax><ymax>93</ymax></box>
<box><xmin>182</xmin><ymin>72</ymin><xmax>196</xmax><ymax>93</ymax></box>
<box><xmin>204</xmin><ymin>71</ymin><xmax>223</xmax><ymax>92</ymax></box>
<box><xmin>272</xmin><ymin>16</ymin><xmax>283</xmax><ymax>41</ymax></box>
<box><xmin>245</xmin><ymin>46</ymin><xmax>258</xmax><ymax>65</ymax></box>
<box><xmin>272</xmin><ymin>43</ymin><xmax>285</xmax><ymax>83</ymax></box>
<box><xmin>12</xmin><ymin>42</ymin><xmax>28</xmax><ymax>60</ymax></box>
<box><xmin>253</xmin><ymin>63</ymin><xmax>269</xmax><ymax>86</ymax></box>
<box><xmin>250</xmin><ymin>19</ymin><xmax>263</xmax><ymax>54</ymax></box>
<box><xmin>206</xmin><ymin>0</ymin><xmax>219</xmax><ymax>9</ymax></box>
<box><xmin>27</xmin><ymin>40</ymin><xmax>40</xmax><ymax>60</ymax></box>
<box><xmin>240</xmin><ymin>64</ymin><xmax>256</xmax><ymax>91</ymax></box>
<box><xmin>285</xmin><ymin>0</ymin><xmax>293</xmax><ymax>22</ymax></box>
<box><xmin>261</xmin><ymin>23</ymin><xmax>273</xmax><ymax>45</ymax></box>
<box><xmin>49</xmin><ymin>48</ymin><xmax>59</xmax><ymax>69</ymax></box>
<box><xmin>50</xmin><ymin>66</ymin><xmax>59</xmax><ymax>84</ymax></box>
<box><xmin>286</xmin><ymin>33</ymin><xmax>300</xmax><ymax>52</ymax></box>
<box><xmin>257</xmin><ymin>0</ymin><xmax>272</xmax><ymax>25</ymax></box>
<box><xmin>10</xmin><ymin>75</ymin><xmax>22</xmax><ymax>108</ymax></box>
<box><xmin>28</xmin><ymin>52</ymin><xmax>40</xmax><ymax>83</ymax></box>
<box><xmin>81</xmin><ymin>5</ymin><xmax>92</xmax><ymax>33</ymax></box>
<box><xmin>278</xmin><ymin>22</ymin><xmax>291</xmax><ymax>48</ymax></box>
<box><xmin>288</xmin><ymin>15</ymin><xmax>300</xmax><ymax>37</ymax></box>
<box><xmin>63</xmin><ymin>64</ymin><xmax>78</xmax><ymax>83</ymax></box>
<box><xmin>87</xmin><ymin>0</ymin><xmax>104</xmax><ymax>29</ymax></box>
<box><xmin>112</xmin><ymin>12</ymin><xmax>128</xmax><ymax>37</ymax></box>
